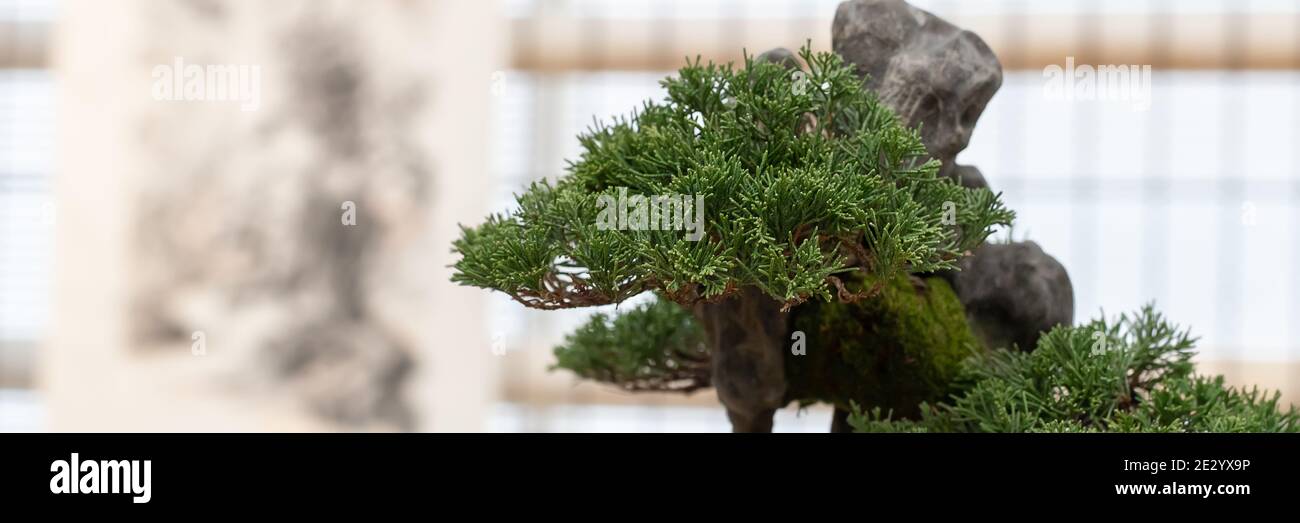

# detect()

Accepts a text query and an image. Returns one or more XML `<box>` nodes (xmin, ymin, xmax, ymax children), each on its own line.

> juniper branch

<box><xmin>849</xmin><ymin>305</ymin><xmax>1300</xmax><ymax>433</ymax></box>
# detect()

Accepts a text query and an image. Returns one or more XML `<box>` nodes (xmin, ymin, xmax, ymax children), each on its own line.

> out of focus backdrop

<box><xmin>1</xmin><ymin>0</ymin><xmax>1298</xmax><ymax>432</ymax></box>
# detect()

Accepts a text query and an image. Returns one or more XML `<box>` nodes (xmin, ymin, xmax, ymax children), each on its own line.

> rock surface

<box><xmin>756</xmin><ymin>47</ymin><xmax>802</xmax><ymax>70</ymax></box>
<box><xmin>832</xmin><ymin>0</ymin><xmax>1001</xmax><ymax>188</ymax></box>
<box><xmin>834</xmin><ymin>0</ymin><xmax>1075</xmax><ymax>354</ymax></box>
<box><xmin>947</xmin><ymin>241</ymin><xmax>1075</xmax><ymax>352</ymax></box>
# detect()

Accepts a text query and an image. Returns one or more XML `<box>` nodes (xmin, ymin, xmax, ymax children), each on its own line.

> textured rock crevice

<box><xmin>832</xmin><ymin>0</ymin><xmax>1001</xmax><ymax>189</ymax></box>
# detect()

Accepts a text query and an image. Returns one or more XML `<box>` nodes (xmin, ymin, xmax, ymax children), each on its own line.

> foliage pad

<box><xmin>551</xmin><ymin>298</ymin><xmax>711</xmax><ymax>393</ymax></box>
<box><xmin>451</xmin><ymin>46</ymin><xmax>1013</xmax><ymax>312</ymax></box>
<box><xmin>849</xmin><ymin>306</ymin><xmax>1300</xmax><ymax>433</ymax></box>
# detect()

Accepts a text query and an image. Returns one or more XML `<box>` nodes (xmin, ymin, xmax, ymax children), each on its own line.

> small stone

<box><xmin>950</xmin><ymin>164</ymin><xmax>988</xmax><ymax>190</ymax></box>
<box><xmin>947</xmin><ymin>241</ymin><xmax>1075</xmax><ymax>351</ymax></box>
<box><xmin>756</xmin><ymin>47</ymin><xmax>803</xmax><ymax>71</ymax></box>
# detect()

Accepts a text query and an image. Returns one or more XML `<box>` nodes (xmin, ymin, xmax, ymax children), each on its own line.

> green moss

<box><xmin>785</xmin><ymin>273</ymin><xmax>979</xmax><ymax>418</ymax></box>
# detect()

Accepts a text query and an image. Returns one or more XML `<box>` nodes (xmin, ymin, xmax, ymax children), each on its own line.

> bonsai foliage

<box><xmin>849</xmin><ymin>305</ymin><xmax>1300</xmax><ymax>433</ymax></box>
<box><xmin>452</xmin><ymin>46</ymin><xmax>1013</xmax><ymax>312</ymax></box>
<box><xmin>551</xmin><ymin>298</ymin><xmax>710</xmax><ymax>393</ymax></box>
<box><xmin>553</xmin><ymin>272</ymin><xmax>979</xmax><ymax>409</ymax></box>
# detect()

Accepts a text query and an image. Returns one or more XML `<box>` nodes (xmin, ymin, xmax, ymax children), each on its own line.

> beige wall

<box><xmin>44</xmin><ymin>0</ymin><xmax>503</xmax><ymax>432</ymax></box>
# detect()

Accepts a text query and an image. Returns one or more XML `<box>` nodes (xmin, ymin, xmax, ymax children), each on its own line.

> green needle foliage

<box><xmin>848</xmin><ymin>305</ymin><xmax>1300</xmax><ymax>433</ymax></box>
<box><xmin>451</xmin><ymin>45</ymin><xmax>1013</xmax><ymax>312</ymax></box>
<box><xmin>551</xmin><ymin>298</ymin><xmax>711</xmax><ymax>393</ymax></box>
<box><xmin>551</xmin><ymin>271</ymin><xmax>976</xmax><ymax>409</ymax></box>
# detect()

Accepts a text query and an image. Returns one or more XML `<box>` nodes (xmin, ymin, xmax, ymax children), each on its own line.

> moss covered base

<box><xmin>786</xmin><ymin>273</ymin><xmax>979</xmax><ymax>418</ymax></box>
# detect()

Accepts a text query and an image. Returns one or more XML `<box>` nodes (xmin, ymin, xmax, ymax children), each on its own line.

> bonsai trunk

<box><xmin>693</xmin><ymin>287</ymin><xmax>790</xmax><ymax>433</ymax></box>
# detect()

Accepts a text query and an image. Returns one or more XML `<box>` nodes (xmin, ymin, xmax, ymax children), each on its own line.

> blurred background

<box><xmin>1</xmin><ymin>0</ymin><xmax>1298</xmax><ymax>432</ymax></box>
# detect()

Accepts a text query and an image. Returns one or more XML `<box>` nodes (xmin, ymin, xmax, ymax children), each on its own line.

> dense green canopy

<box><xmin>451</xmin><ymin>46</ymin><xmax>1013</xmax><ymax>312</ymax></box>
<box><xmin>451</xmin><ymin>45</ymin><xmax>1296</xmax><ymax>433</ymax></box>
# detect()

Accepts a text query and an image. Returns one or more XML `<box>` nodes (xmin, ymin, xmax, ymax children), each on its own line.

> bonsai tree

<box><xmin>452</xmin><ymin>0</ymin><xmax>1298</xmax><ymax>433</ymax></box>
<box><xmin>453</xmin><ymin>47</ymin><xmax>1014</xmax><ymax>431</ymax></box>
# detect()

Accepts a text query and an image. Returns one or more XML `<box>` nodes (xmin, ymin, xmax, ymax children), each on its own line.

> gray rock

<box><xmin>832</xmin><ymin>0</ymin><xmax>1001</xmax><ymax>187</ymax></box>
<box><xmin>950</xmin><ymin>164</ymin><xmax>988</xmax><ymax>191</ymax></box>
<box><xmin>948</xmin><ymin>241</ymin><xmax>1075</xmax><ymax>351</ymax></box>
<box><xmin>835</xmin><ymin>0</ymin><xmax>1074</xmax><ymax>350</ymax></box>
<box><xmin>756</xmin><ymin>47</ymin><xmax>803</xmax><ymax>71</ymax></box>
